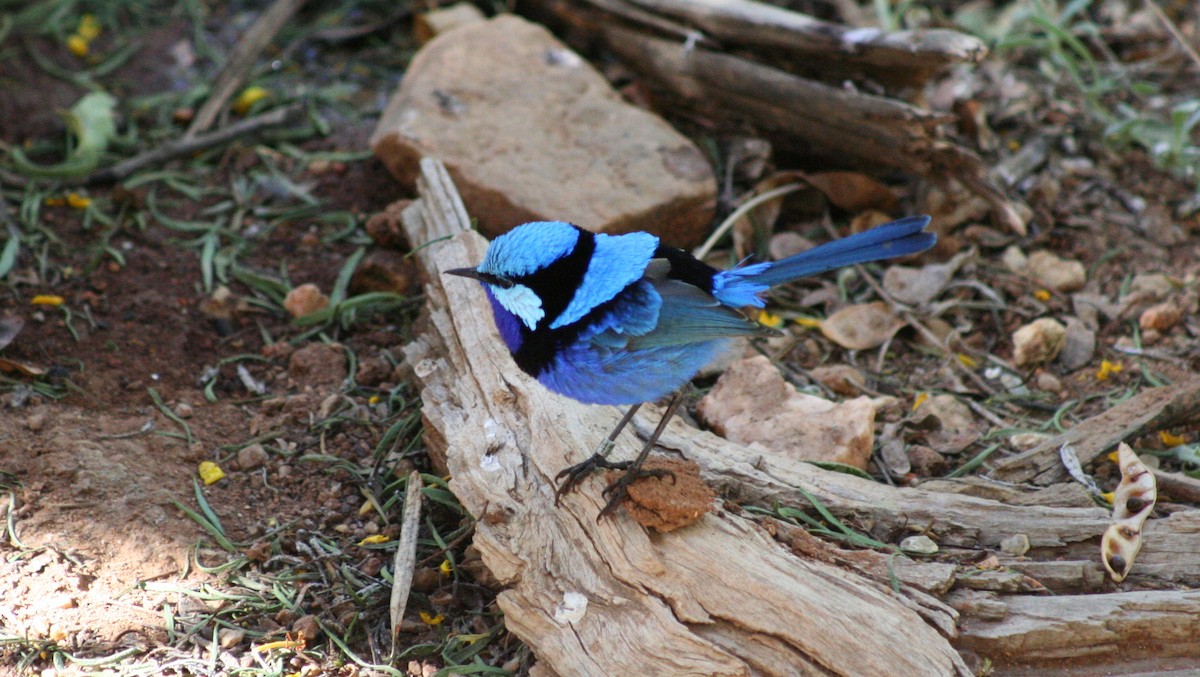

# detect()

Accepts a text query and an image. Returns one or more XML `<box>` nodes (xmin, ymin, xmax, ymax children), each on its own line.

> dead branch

<box><xmin>186</xmin><ymin>0</ymin><xmax>307</xmax><ymax>137</ymax></box>
<box><xmin>597</xmin><ymin>25</ymin><xmax>1026</xmax><ymax>234</ymax></box>
<box><xmin>611</xmin><ymin>0</ymin><xmax>987</xmax><ymax>72</ymax></box>
<box><xmin>988</xmin><ymin>375</ymin><xmax>1200</xmax><ymax>485</ymax></box>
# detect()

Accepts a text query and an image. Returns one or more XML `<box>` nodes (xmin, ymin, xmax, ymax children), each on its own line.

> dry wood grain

<box><xmin>400</xmin><ymin>159</ymin><xmax>970</xmax><ymax>676</ymax></box>
<box><xmin>988</xmin><ymin>375</ymin><xmax>1200</xmax><ymax>485</ymax></box>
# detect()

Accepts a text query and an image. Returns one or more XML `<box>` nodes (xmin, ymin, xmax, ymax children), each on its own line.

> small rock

<box><xmin>283</xmin><ymin>283</ymin><xmax>329</xmax><ymax>319</ymax></box>
<box><xmin>292</xmin><ymin>614</ymin><xmax>320</xmax><ymax>642</ymax></box>
<box><xmin>1012</xmin><ymin>317</ymin><xmax>1066</xmax><ymax>367</ymax></box>
<box><xmin>1034</xmin><ymin>371</ymin><xmax>1063</xmax><ymax>393</ymax></box>
<box><xmin>1057</xmin><ymin>317</ymin><xmax>1096</xmax><ymax>371</ymax></box>
<box><xmin>237</xmin><ymin>443</ymin><xmax>269</xmax><ymax>471</ymax></box>
<box><xmin>1128</xmin><ymin>272</ymin><xmax>1175</xmax><ymax>300</ymax></box>
<box><xmin>370</xmin><ymin>15</ymin><xmax>716</xmax><ymax>247</ymax></box>
<box><xmin>414</xmin><ymin>2</ymin><xmax>486</xmax><ymax>43</ymax></box>
<box><xmin>365</xmin><ymin>200</ymin><xmax>412</xmax><ymax>249</ymax></box>
<box><xmin>821</xmin><ymin>302</ymin><xmax>904</xmax><ymax>350</ymax></box>
<box><xmin>900</xmin><ymin>535</ymin><xmax>939</xmax><ymax>554</ymax></box>
<box><xmin>1000</xmin><ymin>245</ymin><xmax>1027</xmax><ymax>273</ymax></box>
<box><xmin>810</xmin><ymin>364</ymin><xmax>866</xmax><ymax>396</ymax></box>
<box><xmin>174</xmin><ymin>402</ymin><xmax>194</xmax><ymax>419</ymax></box>
<box><xmin>999</xmin><ymin>534</ymin><xmax>1031</xmax><ymax>556</ymax></box>
<box><xmin>1008</xmin><ymin>432</ymin><xmax>1051</xmax><ymax>450</ymax></box>
<box><xmin>218</xmin><ymin>627</ymin><xmax>246</xmax><ymax>648</ymax></box>
<box><xmin>1139</xmin><ymin>302</ymin><xmax>1181</xmax><ymax>332</ymax></box>
<box><xmin>26</xmin><ymin>411</ymin><xmax>47</xmax><ymax>432</ymax></box>
<box><xmin>1026</xmin><ymin>250</ymin><xmax>1086</xmax><ymax>292</ymax></box>
<box><xmin>412</xmin><ymin>567</ymin><xmax>441</xmax><ymax>592</ymax></box>
<box><xmin>696</xmin><ymin>356</ymin><xmax>877</xmax><ymax>469</ymax></box>
<box><xmin>276</xmin><ymin>464</ymin><xmax>292</xmax><ymax>479</ymax></box>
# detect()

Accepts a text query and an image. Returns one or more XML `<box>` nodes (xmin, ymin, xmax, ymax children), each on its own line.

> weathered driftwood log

<box><xmin>400</xmin><ymin>158</ymin><xmax>971</xmax><ymax>675</ymax></box>
<box><xmin>988</xmin><ymin>375</ymin><xmax>1200</xmax><ymax>485</ymax></box>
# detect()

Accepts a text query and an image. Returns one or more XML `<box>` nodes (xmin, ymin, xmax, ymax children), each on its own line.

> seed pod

<box><xmin>1100</xmin><ymin>443</ymin><xmax>1157</xmax><ymax>582</ymax></box>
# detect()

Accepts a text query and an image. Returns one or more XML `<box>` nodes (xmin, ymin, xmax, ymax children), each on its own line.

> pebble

<box><xmin>1000</xmin><ymin>245</ymin><xmax>1027</xmax><ymax>274</ymax></box>
<box><xmin>173</xmin><ymin>402</ymin><xmax>194</xmax><ymax>419</ymax></box>
<box><xmin>1034</xmin><ymin>371</ymin><xmax>1063</xmax><ymax>393</ymax></box>
<box><xmin>1139</xmin><ymin>302</ymin><xmax>1181</xmax><ymax>332</ymax></box>
<box><xmin>26</xmin><ymin>411</ymin><xmax>47</xmax><ymax>432</ymax></box>
<box><xmin>999</xmin><ymin>534</ymin><xmax>1031</xmax><ymax>557</ymax></box>
<box><xmin>1058</xmin><ymin>318</ymin><xmax>1096</xmax><ymax>371</ymax></box>
<box><xmin>1012</xmin><ymin>317</ymin><xmax>1066</xmax><ymax>367</ymax></box>
<box><xmin>218</xmin><ymin>627</ymin><xmax>245</xmax><ymax>648</ymax></box>
<box><xmin>1128</xmin><ymin>273</ymin><xmax>1175</xmax><ymax>300</ymax></box>
<box><xmin>900</xmin><ymin>535</ymin><xmax>939</xmax><ymax>554</ymax></box>
<box><xmin>236</xmin><ymin>443</ymin><xmax>269</xmax><ymax>471</ymax></box>
<box><xmin>1026</xmin><ymin>250</ymin><xmax>1086</xmax><ymax>292</ymax></box>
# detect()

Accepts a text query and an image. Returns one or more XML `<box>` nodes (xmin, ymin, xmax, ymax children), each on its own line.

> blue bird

<box><xmin>447</xmin><ymin>215</ymin><xmax>935</xmax><ymax>517</ymax></box>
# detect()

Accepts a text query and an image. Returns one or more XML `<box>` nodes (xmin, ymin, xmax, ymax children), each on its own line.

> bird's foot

<box><xmin>596</xmin><ymin>465</ymin><xmax>676</xmax><ymax>520</ymax></box>
<box><xmin>554</xmin><ymin>452</ymin><xmax>630</xmax><ymax>505</ymax></box>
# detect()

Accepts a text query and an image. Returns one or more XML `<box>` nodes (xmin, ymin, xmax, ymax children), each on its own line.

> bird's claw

<box><xmin>596</xmin><ymin>466</ymin><xmax>676</xmax><ymax>520</ymax></box>
<box><xmin>554</xmin><ymin>454</ymin><xmax>631</xmax><ymax>506</ymax></box>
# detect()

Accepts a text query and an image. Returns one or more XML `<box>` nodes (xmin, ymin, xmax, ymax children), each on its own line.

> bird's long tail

<box><xmin>711</xmin><ymin>215</ymin><xmax>935</xmax><ymax>308</ymax></box>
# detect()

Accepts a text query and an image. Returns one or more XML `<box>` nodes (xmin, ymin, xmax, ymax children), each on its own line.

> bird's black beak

<box><xmin>444</xmin><ymin>266</ymin><xmax>483</xmax><ymax>281</ymax></box>
<box><xmin>444</xmin><ymin>267</ymin><xmax>515</xmax><ymax>289</ymax></box>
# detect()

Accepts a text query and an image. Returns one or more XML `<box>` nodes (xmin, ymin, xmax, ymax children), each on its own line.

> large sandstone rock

<box><xmin>370</xmin><ymin>14</ymin><xmax>716</xmax><ymax>247</ymax></box>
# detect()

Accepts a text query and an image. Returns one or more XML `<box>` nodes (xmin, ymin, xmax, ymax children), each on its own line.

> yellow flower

<box><xmin>1159</xmin><ymin>430</ymin><xmax>1186</xmax><ymax>447</ymax></box>
<box><xmin>419</xmin><ymin>611</ymin><xmax>445</xmax><ymax>626</ymax></box>
<box><xmin>368</xmin><ymin>395</ymin><xmax>381</xmax><ymax>405</ymax></box>
<box><xmin>198</xmin><ymin>461</ymin><xmax>225</xmax><ymax>485</ymax></box>
<box><xmin>1096</xmin><ymin>360</ymin><xmax>1123</xmax><ymax>381</ymax></box>
<box><xmin>78</xmin><ymin>14</ymin><xmax>102</xmax><ymax>41</ymax></box>
<box><xmin>232</xmin><ymin>86</ymin><xmax>270</xmax><ymax>115</ymax></box>
<box><xmin>1100</xmin><ymin>491</ymin><xmax>1115</xmax><ymax>504</ymax></box>
<box><xmin>43</xmin><ymin>197</ymin><xmax>66</xmax><ymax>206</ymax></box>
<box><xmin>439</xmin><ymin>559</ymin><xmax>453</xmax><ymax>576</ymax></box>
<box><xmin>912</xmin><ymin>392</ymin><xmax>929</xmax><ymax>411</ymax></box>
<box><xmin>66</xmin><ymin>193</ymin><xmax>92</xmax><ymax>209</ymax></box>
<box><xmin>357</xmin><ymin>534</ymin><xmax>389</xmax><ymax>546</ymax></box>
<box><xmin>1107</xmin><ymin>450</ymin><xmax>1120</xmax><ymax>463</ymax></box>
<box><xmin>31</xmin><ymin>295</ymin><xmax>65</xmax><ymax>306</ymax></box>
<box><xmin>956</xmin><ymin>353</ymin><xmax>979</xmax><ymax>369</ymax></box>
<box><xmin>1033</xmin><ymin>289</ymin><xmax>1051</xmax><ymax>302</ymax></box>
<box><xmin>756</xmin><ymin>310</ymin><xmax>783</xmax><ymax>329</ymax></box>
<box><xmin>794</xmin><ymin>316</ymin><xmax>822</xmax><ymax>329</ymax></box>
<box><xmin>66</xmin><ymin>34</ymin><xmax>88</xmax><ymax>57</ymax></box>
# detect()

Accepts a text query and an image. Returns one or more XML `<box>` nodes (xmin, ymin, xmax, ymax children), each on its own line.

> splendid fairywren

<box><xmin>447</xmin><ymin>216</ymin><xmax>935</xmax><ymax>517</ymax></box>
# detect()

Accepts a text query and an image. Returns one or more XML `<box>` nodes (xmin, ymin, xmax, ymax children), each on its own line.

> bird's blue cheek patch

<box><xmin>491</xmin><ymin>283</ymin><xmax>545</xmax><ymax>330</ymax></box>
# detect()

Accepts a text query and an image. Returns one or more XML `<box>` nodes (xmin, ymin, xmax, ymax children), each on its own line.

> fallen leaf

<box><xmin>882</xmin><ymin>249</ymin><xmax>974</xmax><ymax>305</ymax></box>
<box><xmin>805</xmin><ymin>171</ymin><xmax>899</xmax><ymax>213</ymax></box>
<box><xmin>821</xmin><ymin>302</ymin><xmax>904</xmax><ymax>350</ymax></box>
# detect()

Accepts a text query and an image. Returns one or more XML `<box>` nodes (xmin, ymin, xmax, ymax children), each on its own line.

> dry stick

<box><xmin>389</xmin><ymin>471</ymin><xmax>423</xmax><ymax>658</ymax></box>
<box><xmin>1143</xmin><ymin>0</ymin><xmax>1200</xmax><ymax>69</ymax></box>
<box><xmin>989</xmin><ymin>374</ymin><xmax>1200</xmax><ymax>485</ymax></box>
<box><xmin>84</xmin><ymin>104</ymin><xmax>303</xmax><ymax>185</ymax></box>
<box><xmin>186</xmin><ymin>0</ymin><xmax>308</xmax><ymax>137</ymax></box>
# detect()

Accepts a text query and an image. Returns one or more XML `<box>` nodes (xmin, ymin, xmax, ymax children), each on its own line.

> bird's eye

<box><xmin>491</xmin><ymin>275</ymin><xmax>516</xmax><ymax>289</ymax></box>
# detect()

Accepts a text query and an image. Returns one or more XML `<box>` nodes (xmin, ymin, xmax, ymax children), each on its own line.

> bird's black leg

<box><xmin>554</xmin><ymin>403</ymin><xmax>641</xmax><ymax>504</ymax></box>
<box><xmin>596</xmin><ymin>392</ymin><xmax>686</xmax><ymax>519</ymax></box>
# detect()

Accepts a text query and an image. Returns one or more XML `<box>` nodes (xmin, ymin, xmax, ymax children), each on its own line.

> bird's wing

<box><xmin>618</xmin><ymin>277</ymin><xmax>774</xmax><ymax>350</ymax></box>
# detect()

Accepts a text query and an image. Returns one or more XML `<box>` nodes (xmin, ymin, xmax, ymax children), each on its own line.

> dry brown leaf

<box><xmin>805</xmin><ymin>171</ymin><xmax>899</xmax><ymax>214</ymax></box>
<box><xmin>821</xmin><ymin>302</ymin><xmax>904</xmax><ymax>350</ymax></box>
<box><xmin>883</xmin><ymin>249</ymin><xmax>974</xmax><ymax>306</ymax></box>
